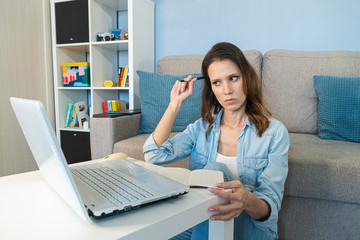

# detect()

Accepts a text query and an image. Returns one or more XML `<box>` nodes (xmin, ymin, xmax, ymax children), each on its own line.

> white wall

<box><xmin>153</xmin><ymin>0</ymin><xmax>360</xmax><ymax>62</ymax></box>
<box><xmin>0</xmin><ymin>0</ymin><xmax>53</xmax><ymax>176</ymax></box>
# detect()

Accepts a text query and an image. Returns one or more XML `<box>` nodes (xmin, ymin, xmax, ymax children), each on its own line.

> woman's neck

<box><xmin>221</xmin><ymin>109</ymin><xmax>247</xmax><ymax>129</ymax></box>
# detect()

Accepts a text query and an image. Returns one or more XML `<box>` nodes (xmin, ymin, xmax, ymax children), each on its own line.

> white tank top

<box><xmin>215</xmin><ymin>152</ymin><xmax>239</xmax><ymax>180</ymax></box>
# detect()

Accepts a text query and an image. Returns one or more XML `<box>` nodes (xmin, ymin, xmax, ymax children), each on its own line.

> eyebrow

<box><xmin>210</xmin><ymin>72</ymin><xmax>241</xmax><ymax>82</ymax></box>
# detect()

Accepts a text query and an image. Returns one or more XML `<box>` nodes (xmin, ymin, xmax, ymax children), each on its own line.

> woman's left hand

<box><xmin>207</xmin><ymin>180</ymin><xmax>251</xmax><ymax>221</ymax></box>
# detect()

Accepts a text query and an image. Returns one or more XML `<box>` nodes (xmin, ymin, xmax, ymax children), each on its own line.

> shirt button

<box><xmin>255</xmin><ymin>164</ymin><xmax>258</xmax><ymax>167</ymax></box>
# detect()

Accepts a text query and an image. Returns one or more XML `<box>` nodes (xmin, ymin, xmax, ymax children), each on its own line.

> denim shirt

<box><xmin>143</xmin><ymin>108</ymin><xmax>289</xmax><ymax>238</ymax></box>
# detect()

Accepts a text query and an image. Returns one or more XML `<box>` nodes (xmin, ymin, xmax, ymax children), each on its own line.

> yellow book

<box><xmin>112</xmin><ymin>101</ymin><xmax>122</xmax><ymax>111</ymax></box>
<box><xmin>111</xmin><ymin>101</ymin><xmax>116</xmax><ymax>111</ymax></box>
<box><xmin>111</xmin><ymin>100</ymin><xmax>121</xmax><ymax>111</ymax></box>
<box><xmin>121</xmin><ymin>65</ymin><xmax>128</xmax><ymax>87</ymax></box>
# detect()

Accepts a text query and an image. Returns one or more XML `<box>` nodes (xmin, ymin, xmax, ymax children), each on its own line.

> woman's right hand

<box><xmin>153</xmin><ymin>75</ymin><xmax>197</xmax><ymax>146</ymax></box>
<box><xmin>170</xmin><ymin>75</ymin><xmax>197</xmax><ymax>107</ymax></box>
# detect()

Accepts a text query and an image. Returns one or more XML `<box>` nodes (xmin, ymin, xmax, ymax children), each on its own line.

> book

<box><xmin>121</xmin><ymin>65</ymin><xmax>128</xmax><ymax>87</ymax></box>
<box><xmin>75</xmin><ymin>101</ymin><xmax>89</xmax><ymax>128</ymax></box>
<box><xmin>107</xmin><ymin>100</ymin><xmax>113</xmax><ymax>112</ymax></box>
<box><xmin>102</xmin><ymin>100</ymin><xmax>127</xmax><ymax>113</ymax></box>
<box><xmin>69</xmin><ymin>104</ymin><xmax>77</xmax><ymax>127</ymax></box>
<box><xmin>119</xmin><ymin>100</ymin><xmax>126</xmax><ymax>110</ymax></box>
<box><xmin>66</xmin><ymin>103</ymin><xmax>74</xmax><ymax>127</ymax></box>
<box><xmin>116</xmin><ymin>67</ymin><xmax>122</xmax><ymax>87</ymax></box>
<box><xmin>65</xmin><ymin>103</ymin><xmax>73</xmax><ymax>127</ymax></box>
<box><xmin>125</xmin><ymin>75</ymin><xmax>129</xmax><ymax>87</ymax></box>
<box><xmin>64</xmin><ymin>104</ymin><xmax>69</xmax><ymax>126</ymax></box>
<box><xmin>92</xmin><ymin>109</ymin><xmax>141</xmax><ymax>118</ymax></box>
<box><xmin>160</xmin><ymin>168</ymin><xmax>224</xmax><ymax>188</ymax></box>
<box><xmin>132</xmin><ymin>160</ymin><xmax>224</xmax><ymax>188</ymax></box>
<box><xmin>111</xmin><ymin>100</ymin><xmax>121</xmax><ymax>111</ymax></box>
<box><xmin>102</xmin><ymin>101</ymin><xmax>109</xmax><ymax>113</ymax></box>
<box><xmin>118</xmin><ymin>67</ymin><xmax>124</xmax><ymax>87</ymax></box>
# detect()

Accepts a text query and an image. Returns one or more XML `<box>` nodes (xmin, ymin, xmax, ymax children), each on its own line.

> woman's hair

<box><xmin>201</xmin><ymin>42</ymin><xmax>271</xmax><ymax>138</ymax></box>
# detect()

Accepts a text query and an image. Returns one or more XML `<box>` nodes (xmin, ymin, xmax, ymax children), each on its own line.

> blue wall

<box><xmin>152</xmin><ymin>0</ymin><xmax>360</xmax><ymax>62</ymax></box>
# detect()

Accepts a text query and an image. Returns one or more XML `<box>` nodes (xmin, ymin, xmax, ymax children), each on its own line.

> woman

<box><xmin>143</xmin><ymin>42</ymin><xmax>289</xmax><ymax>239</ymax></box>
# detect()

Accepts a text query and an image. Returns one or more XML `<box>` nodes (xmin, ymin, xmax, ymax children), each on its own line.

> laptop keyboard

<box><xmin>71</xmin><ymin>164</ymin><xmax>159</xmax><ymax>206</ymax></box>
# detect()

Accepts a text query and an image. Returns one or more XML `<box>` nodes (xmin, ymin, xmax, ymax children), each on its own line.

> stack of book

<box><xmin>117</xmin><ymin>65</ymin><xmax>129</xmax><ymax>87</ymax></box>
<box><xmin>102</xmin><ymin>100</ymin><xmax>127</xmax><ymax>113</ymax></box>
<box><xmin>65</xmin><ymin>101</ymin><xmax>90</xmax><ymax>128</ymax></box>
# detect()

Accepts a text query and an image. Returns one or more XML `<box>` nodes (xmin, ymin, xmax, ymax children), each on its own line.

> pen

<box><xmin>179</xmin><ymin>77</ymin><xmax>205</xmax><ymax>82</ymax></box>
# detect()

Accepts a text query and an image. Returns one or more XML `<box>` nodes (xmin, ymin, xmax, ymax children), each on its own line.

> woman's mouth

<box><xmin>225</xmin><ymin>98</ymin><xmax>236</xmax><ymax>104</ymax></box>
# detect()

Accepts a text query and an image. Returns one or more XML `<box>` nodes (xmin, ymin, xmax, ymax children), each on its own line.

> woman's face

<box><xmin>208</xmin><ymin>59</ymin><xmax>246</xmax><ymax>112</ymax></box>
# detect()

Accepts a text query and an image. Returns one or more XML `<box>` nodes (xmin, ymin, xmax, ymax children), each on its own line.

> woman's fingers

<box><xmin>179</xmin><ymin>81</ymin><xmax>187</xmax><ymax>94</ymax></box>
<box><xmin>186</xmin><ymin>77</ymin><xmax>195</xmax><ymax>94</ymax></box>
<box><xmin>210</xmin><ymin>209</ymin><xmax>242</xmax><ymax>221</ymax></box>
<box><xmin>208</xmin><ymin>187</ymin><xmax>233</xmax><ymax>199</ymax></box>
<box><xmin>216</xmin><ymin>180</ymin><xmax>243</xmax><ymax>189</ymax></box>
<box><xmin>176</xmin><ymin>75</ymin><xmax>197</xmax><ymax>95</ymax></box>
<box><xmin>170</xmin><ymin>81</ymin><xmax>181</xmax><ymax>97</ymax></box>
<box><xmin>208</xmin><ymin>202</ymin><xmax>242</xmax><ymax>221</ymax></box>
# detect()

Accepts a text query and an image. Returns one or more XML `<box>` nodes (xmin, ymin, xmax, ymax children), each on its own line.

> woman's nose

<box><xmin>223</xmin><ymin>82</ymin><xmax>232</xmax><ymax>95</ymax></box>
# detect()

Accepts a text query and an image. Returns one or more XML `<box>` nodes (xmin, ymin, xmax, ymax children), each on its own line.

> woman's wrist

<box><xmin>244</xmin><ymin>192</ymin><xmax>270</xmax><ymax>221</ymax></box>
<box><xmin>153</xmin><ymin>103</ymin><xmax>179</xmax><ymax>146</ymax></box>
<box><xmin>168</xmin><ymin>99</ymin><xmax>182</xmax><ymax>113</ymax></box>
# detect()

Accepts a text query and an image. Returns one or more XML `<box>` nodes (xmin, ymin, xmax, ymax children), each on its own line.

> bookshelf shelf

<box><xmin>91</xmin><ymin>40</ymin><xmax>129</xmax><ymax>47</ymax></box>
<box><xmin>56</xmin><ymin>43</ymin><xmax>90</xmax><ymax>48</ymax></box>
<box><xmin>58</xmin><ymin>87</ymin><xmax>91</xmax><ymax>90</ymax></box>
<box><xmin>92</xmin><ymin>87</ymin><xmax>130</xmax><ymax>90</ymax></box>
<box><xmin>60</xmin><ymin>127</ymin><xmax>91</xmax><ymax>133</ymax></box>
<box><xmin>50</xmin><ymin>0</ymin><xmax>154</xmax><ymax>159</ymax></box>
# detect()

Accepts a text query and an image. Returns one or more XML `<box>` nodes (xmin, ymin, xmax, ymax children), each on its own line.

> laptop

<box><xmin>10</xmin><ymin>97</ymin><xmax>189</xmax><ymax>223</ymax></box>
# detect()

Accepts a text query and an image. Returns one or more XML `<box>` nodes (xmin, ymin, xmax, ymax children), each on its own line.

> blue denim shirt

<box><xmin>143</xmin><ymin>108</ymin><xmax>289</xmax><ymax>239</ymax></box>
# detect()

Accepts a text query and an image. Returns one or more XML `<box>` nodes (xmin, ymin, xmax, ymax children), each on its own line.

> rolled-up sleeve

<box><xmin>251</xmin><ymin>123</ymin><xmax>289</xmax><ymax>230</ymax></box>
<box><xmin>143</xmin><ymin>119</ymin><xmax>202</xmax><ymax>165</ymax></box>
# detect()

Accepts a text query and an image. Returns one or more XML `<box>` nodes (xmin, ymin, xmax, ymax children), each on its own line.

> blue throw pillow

<box><xmin>137</xmin><ymin>71</ymin><xmax>204</xmax><ymax>134</ymax></box>
<box><xmin>313</xmin><ymin>75</ymin><xmax>360</xmax><ymax>142</ymax></box>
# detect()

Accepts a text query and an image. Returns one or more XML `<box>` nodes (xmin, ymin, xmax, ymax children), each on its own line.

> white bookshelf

<box><xmin>50</xmin><ymin>0</ymin><xmax>154</xmax><ymax>142</ymax></box>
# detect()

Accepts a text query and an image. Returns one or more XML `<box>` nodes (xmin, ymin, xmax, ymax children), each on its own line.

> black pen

<box><xmin>179</xmin><ymin>76</ymin><xmax>205</xmax><ymax>82</ymax></box>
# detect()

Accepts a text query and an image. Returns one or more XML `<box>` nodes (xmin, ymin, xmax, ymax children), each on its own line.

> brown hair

<box><xmin>201</xmin><ymin>42</ymin><xmax>271</xmax><ymax>138</ymax></box>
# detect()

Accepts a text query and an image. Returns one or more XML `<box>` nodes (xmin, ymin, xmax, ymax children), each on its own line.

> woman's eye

<box><xmin>230</xmin><ymin>76</ymin><xmax>238</xmax><ymax>81</ymax></box>
<box><xmin>212</xmin><ymin>81</ymin><xmax>220</xmax><ymax>86</ymax></box>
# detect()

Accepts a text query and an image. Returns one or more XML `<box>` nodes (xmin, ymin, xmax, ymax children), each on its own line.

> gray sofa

<box><xmin>91</xmin><ymin>50</ymin><xmax>360</xmax><ymax>239</ymax></box>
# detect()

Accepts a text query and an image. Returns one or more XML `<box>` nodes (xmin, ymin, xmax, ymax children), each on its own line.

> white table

<box><xmin>0</xmin><ymin>171</ymin><xmax>233</xmax><ymax>240</ymax></box>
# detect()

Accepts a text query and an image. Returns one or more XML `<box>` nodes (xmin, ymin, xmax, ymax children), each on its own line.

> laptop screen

<box><xmin>10</xmin><ymin>97</ymin><xmax>91</xmax><ymax>222</ymax></box>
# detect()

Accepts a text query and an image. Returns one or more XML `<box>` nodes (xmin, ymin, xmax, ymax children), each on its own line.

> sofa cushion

<box><xmin>113</xmin><ymin>133</ymin><xmax>153</xmax><ymax>161</ymax></box>
<box><xmin>262</xmin><ymin>50</ymin><xmax>360</xmax><ymax>133</ymax></box>
<box><xmin>314</xmin><ymin>75</ymin><xmax>360</xmax><ymax>143</ymax></box>
<box><xmin>113</xmin><ymin>132</ymin><xmax>189</xmax><ymax>169</ymax></box>
<box><xmin>137</xmin><ymin>71</ymin><xmax>203</xmax><ymax>134</ymax></box>
<box><xmin>90</xmin><ymin>113</ymin><xmax>141</xmax><ymax>160</ymax></box>
<box><xmin>285</xmin><ymin>133</ymin><xmax>360</xmax><ymax>204</ymax></box>
<box><xmin>156</xmin><ymin>50</ymin><xmax>263</xmax><ymax>80</ymax></box>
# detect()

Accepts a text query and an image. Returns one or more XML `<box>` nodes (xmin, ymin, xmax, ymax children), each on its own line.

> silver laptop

<box><xmin>10</xmin><ymin>97</ymin><xmax>189</xmax><ymax>223</ymax></box>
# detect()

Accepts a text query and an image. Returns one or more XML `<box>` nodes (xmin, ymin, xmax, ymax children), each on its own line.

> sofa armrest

<box><xmin>90</xmin><ymin>114</ymin><xmax>141</xmax><ymax>160</ymax></box>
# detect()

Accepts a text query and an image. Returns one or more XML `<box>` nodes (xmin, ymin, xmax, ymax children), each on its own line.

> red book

<box><xmin>102</xmin><ymin>101</ymin><xmax>109</xmax><ymax>113</ymax></box>
<box><xmin>119</xmin><ymin>68</ymin><xmax>124</xmax><ymax>86</ymax></box>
